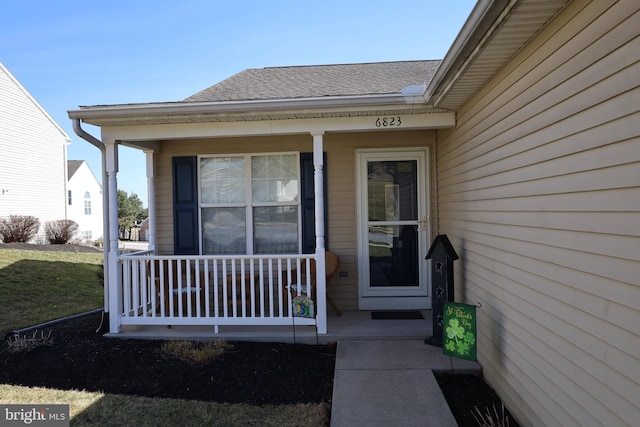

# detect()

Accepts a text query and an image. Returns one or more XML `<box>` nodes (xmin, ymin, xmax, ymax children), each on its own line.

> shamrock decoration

<box><xmin>445</xmin><ymin>340</ymin><xmax>456</xmax><ymax>352</ymax></box>
<box><xmin>444</xmin><ymin>318</ymin><xmax>475</xmax><ymax>357</ymax></box>
<box><xmin>446</xmin><ymin>319</ymin><xmax>465</xmax><ymax>340</ymax></box>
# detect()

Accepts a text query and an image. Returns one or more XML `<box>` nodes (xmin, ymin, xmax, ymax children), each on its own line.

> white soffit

<box><xmin>433</xmin><ymin>0</ymin><xmax>570</xmax><ymax>110</ymax></box>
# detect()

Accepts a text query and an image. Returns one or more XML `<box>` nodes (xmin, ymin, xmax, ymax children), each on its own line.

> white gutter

<box><xmin>68</xmin><ymin>92</ymin><xmax>428</xmax><ymax>121</ymax></box>
<box><xmin>72</xmin><ymin>119</ymin><xmax>111</xmax><ymax>322</ymax></box>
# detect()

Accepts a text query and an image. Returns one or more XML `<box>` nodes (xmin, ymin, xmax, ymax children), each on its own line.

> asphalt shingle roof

<box><xmin>184</xmin><ymin>60</ymin><xmax>441</xmax><ymax>103</ymax></box>
<box><xmin>67</xmin><ymin>160</ymin><xmax>83</xmax><ymax>179</ymax></box>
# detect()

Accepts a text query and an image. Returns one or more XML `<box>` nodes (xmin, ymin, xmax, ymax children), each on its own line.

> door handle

<box><xmin>417</xmin><ymin>216</ymin><xmax>429</xmax><ymax>231</ymax></box>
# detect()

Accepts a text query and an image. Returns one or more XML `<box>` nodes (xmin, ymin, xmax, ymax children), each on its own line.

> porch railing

<box><xmin>117</xmin><ymin>252</ymin><xmax>319</xmax><ymax>333</ymax></box>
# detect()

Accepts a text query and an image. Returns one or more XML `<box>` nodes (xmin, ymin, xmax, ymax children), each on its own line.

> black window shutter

<box><xmin>300</xmin><ymin>152</ymin><xmax>328</xmax><ymax>254</ymax></box>
<box><xmin>172</xmin><ymin>156</ymin><xmax>199</xmax><ymax>255</ymax></box>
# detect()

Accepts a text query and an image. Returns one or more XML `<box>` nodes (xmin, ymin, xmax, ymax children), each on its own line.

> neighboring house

<box><xmin>0</xmin><ymin>62</ymin><xmax>70</xmax><ymax>242</ymax></box>
<box><xmin>68</xmin><ymin>1</ymin><xmax>639</xmax><ymax>426</ymax></box>
<box><xmin>67</xmin><ymin>160</ymin><xmax>103</xmax><ymax>243</ymax></box>
<box><xmin>137</xmin><ymin>217</ymin><xmax>149</xmax><ymax>241</ymax></box>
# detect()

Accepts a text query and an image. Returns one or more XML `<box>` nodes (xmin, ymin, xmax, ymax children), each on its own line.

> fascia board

<box><xmin>68</xmin><ymin>93</ymin><xmax>426</xmax><ymax>121</ymax></box>
<box><xmin>101</xmin><ymin>111</ymin><xmax>456</xmax><ymax>143</ymax></box>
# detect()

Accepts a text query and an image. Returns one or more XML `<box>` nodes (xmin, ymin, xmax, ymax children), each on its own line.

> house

<box><xmin>67</xmin><ymin>160</ymin><xmax>103</xmax><ymax>243</ymax></box>
<box><xmin>0</xmin><ymin>62</ymin><xmax>70</xmax><ymax>242</ymax></box>
<box><xmin>68</xmin><ymin>1</ymin><xmax>640</xmax><ymax>426</ymax></box>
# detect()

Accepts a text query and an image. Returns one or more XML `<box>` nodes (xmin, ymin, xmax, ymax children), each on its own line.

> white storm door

<box><xmin>357</xmin><ymin>149</ymin><xmax>430</xmax><ymax>310</ymax></box>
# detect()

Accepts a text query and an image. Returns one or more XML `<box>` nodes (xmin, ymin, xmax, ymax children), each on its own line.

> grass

<box><xmin>0</xmin><ymin>247</ymin><xmax>331</xmax><ymax>426</ymax></box>
<box><xmin>161</xmin><ymin>339</ymin><xmax>234</xmax><ymax>364</ymax></box>
<box><xmin>0</xmin><ymin>249</ymin><xmax>104</xmax><ymax>336</ymax></box>
<box><xmin>0</xmin><ymin>248</ymin><xmax>104</xmax><ymax>337</ymax></box>
<box><xmin>0</xmin><ymin>385</ymin><xmax>330</xmax><ymax>427</ymax></box>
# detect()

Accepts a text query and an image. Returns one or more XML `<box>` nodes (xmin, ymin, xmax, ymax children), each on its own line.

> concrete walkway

<box><xmin>330</xmin><ymin>340</ymin><xmax>482</xmax><ymax>427</ymax></box>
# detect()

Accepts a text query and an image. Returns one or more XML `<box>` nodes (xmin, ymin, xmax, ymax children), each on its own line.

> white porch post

<box><xmin>312</xmin><ymin>132</ymin><xmax>327</xmax><ymax>334</ymax></box>
<box><xmin>105</xmin><ymin>140</ymin><xmax>121</xmax><ymax>333</ymax></box>
<box><xmin>144</xmin><ymin>150</ymin><xmax>156</xmax><ymax>253</ymax></box>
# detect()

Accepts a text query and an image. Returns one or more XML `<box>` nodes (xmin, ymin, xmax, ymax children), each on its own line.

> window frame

<box><xmin>84</xmin><ymin>191</ymin><xmax>92</xmax><ymax>215</ymax></box>
<box><xmin>197</xmin><ymin>152</ymin><xmax>302</xmax><ymax>255</ymax></box>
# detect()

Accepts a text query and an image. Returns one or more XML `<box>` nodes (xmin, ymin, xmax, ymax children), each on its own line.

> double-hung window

<box><xmin>199</xmin><ymin>153</ymin><xmax>300</xmax><ymax>255</ymax></box>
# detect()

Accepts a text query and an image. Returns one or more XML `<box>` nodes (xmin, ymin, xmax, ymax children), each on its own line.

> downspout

<box><xmin>71</xmin><ymin>119</ymin><xmax>110</xmax><ymax>332</ymax></box>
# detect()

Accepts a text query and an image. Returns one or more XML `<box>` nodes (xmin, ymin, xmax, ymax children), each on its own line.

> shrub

<box><xmin>6</xmin><ymin>330</ymin><xmax>53</xmax><ymax>353</ymax></box>
<box><xmin>45</xmin><ymin>219</ymin><xmax>79</xmax><ymax>244</ymax></box>
<box><xmin>473</xmin><ymin>404</ymin><xmax>511</xmax><ymax>427</ymax></box>
<box><xmin>0</xmin><ymin>215</ymin><xmax>40</xmax><ymax>243</ymax></box>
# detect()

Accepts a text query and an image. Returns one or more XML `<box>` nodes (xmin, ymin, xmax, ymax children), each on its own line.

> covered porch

<box><xmin>68</xmin><ymin>61</ymin><xmax>455</xmax><ymax>339</ymax></box>
<box><xmin>108</xmin><ymin>307</ymin><xmax>434</xmax><ymax>344</ymax></box>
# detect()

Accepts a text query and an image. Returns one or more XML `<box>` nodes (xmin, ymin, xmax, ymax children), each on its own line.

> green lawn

<box><xmin>0</xmin><ymin>248</ymin><xmax>104</xmax><ymax>337</ymax></box>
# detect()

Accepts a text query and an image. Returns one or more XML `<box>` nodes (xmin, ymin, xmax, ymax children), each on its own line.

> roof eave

<box><xmin>423</xmin><ymin>0</ymin><xmax>504</xmax><ymax>105</ymax></box>
<box><xmin>68</xmin><ymin>93</ymin><xmax>430</xmax><ymax>125</ymax></box>
<box><xmin>424</xmin><ymin>0</ymin><xmax>570</xmax><ymax>109</ymax></box>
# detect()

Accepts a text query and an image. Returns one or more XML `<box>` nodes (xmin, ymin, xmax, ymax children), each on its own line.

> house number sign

<box><xmin>375</xmin><ymin>116</ymin><xmax>402</xmax><ymax>127</ymax></box>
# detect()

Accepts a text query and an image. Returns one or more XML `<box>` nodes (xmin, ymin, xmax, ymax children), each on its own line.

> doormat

<box><xmin>371</xmin><ymin>311</ymin><xmax>424</xmax><ymax>320</ymax></box>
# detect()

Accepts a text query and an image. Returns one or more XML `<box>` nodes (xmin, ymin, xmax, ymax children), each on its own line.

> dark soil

<box><xmin>0</xmin><ymin>312</ymin><xmax>335</xmax><ymax>405</ymax></box>
<box><xmin>435</xmin><ymin>372</ymin><xmax>521</xmax><ymax>427</ymax></box>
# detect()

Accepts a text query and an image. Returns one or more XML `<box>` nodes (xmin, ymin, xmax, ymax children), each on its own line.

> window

<box><xmin>84</xmin><ymin>191</ymin><xmax>91</xmax><ymax>215</ymax></box>
<box><xmin>68</xmin><ymin>190</ymin><xmax>72</xmax><ymax>205</ymax></box>
<box><xmin>199</xmin><ymin>153</ymin><xmax>300</xmax><ymax>255</ymax></box>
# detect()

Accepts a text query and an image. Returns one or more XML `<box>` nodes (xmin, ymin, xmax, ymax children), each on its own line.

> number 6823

<box><xmin>375</xmin><ymin>117</ymin><xmax>402</xmax><ymax>127</ymax></box>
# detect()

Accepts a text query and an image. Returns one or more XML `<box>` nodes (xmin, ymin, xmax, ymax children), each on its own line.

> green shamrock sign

<box><xmin>443</xmin><ymin>302</ymin><xmax>477</xmax><ymax>361</ymax></box>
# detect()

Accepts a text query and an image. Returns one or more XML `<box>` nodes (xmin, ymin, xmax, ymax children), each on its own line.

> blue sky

<box><xmin>1</xmin><ymin>0</ymin><xmax>476</xmax><ymax>207</ymax></box>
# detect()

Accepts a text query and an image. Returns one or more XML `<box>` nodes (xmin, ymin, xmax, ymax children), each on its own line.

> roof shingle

<box><xmin>184</xmin><ymin>60</ymin><xmax>440</xmax><ymax>103</ymax></box>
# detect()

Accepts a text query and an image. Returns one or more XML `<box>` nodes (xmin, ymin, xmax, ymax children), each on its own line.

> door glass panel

<box><xmin>367</xmin><ymin>160</ymin><xmax>417</xmax><ymax>221</ymax></box>
<box><xmin>367</xmin><ymin>159</ymin><xmax>419</xmax><ymax>287</ymax></box>
<box><xmin>368</xmin><ymin>225</ymin><xmax>418</xmax><ymax>286</ymax></box>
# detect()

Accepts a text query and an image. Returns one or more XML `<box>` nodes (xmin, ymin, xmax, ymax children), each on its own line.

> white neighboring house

<box><xmin>0</xmin><ymin>62</ymin><xmax>69</xmax><ymax>242</ymax></box>
<box><xmin>67</xmin><ymin>160</ymin><xmax>103</xmax><ymax>243</ymax></box>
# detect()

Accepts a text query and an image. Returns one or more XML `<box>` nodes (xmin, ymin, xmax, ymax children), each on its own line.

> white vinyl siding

<box><xmin>436</xmin><ymin>1</ymin><xmax>640</xmax><ymax>426</ymax></box>
<box><xmin>67</xmin><ymin>161</ymin><xmax>103</xmax><ymax>242</ymax></box>
<box><xmin>0</xmin><ymin>64</ymin><xmax>68</xmax><ymax>241</ymax></box>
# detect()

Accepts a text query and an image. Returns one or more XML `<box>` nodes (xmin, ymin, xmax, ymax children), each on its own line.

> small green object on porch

<box><xmin>292</xmin><ymin>295</ymin><xmax>315</xmax><ymax>318</ymax></box>
<box><xmin>442</xmin><ymin>301</ymin><xmax>477</xmax><ymax>361</ymax></box>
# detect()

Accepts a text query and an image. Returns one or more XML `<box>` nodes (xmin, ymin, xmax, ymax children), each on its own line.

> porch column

<box><xmin>105</xmin><ymin>140</ymin><xmax>121</xmax><ymax>333</ymax></box>
<box><xmin>144</xmin><ymin>150</ymin><xmax>156</xmax><ymax>253</ymax></box>
<box><xmin>312</xmin><ymin>132</ymin><xmax>327</xmax><ymax>334</ymax></box>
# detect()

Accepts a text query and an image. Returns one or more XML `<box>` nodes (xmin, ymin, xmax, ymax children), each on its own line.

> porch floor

<box><xmin>107</xmin><ymin>309</ymin><xmax>433</xmax><ymax>344</ymax></box>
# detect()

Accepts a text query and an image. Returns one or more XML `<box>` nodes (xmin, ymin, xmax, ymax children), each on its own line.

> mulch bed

<box><xmin>435</xmin><ymin>372</ymin><xmax>521</xmax><ymax>427</ymax></box>
<box><xmin>0</xmin><ymin>313</ymin><xmax>336</xmax><ymax>405</ymax></box>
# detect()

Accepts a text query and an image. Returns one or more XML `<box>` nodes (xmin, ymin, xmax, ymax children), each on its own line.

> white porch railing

<box><xmin>117</xmin><ymin>252</ymin><xmax>320</xmax><ymax>333</ymax></box>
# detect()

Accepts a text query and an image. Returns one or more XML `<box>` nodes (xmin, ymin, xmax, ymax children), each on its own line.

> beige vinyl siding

<box><xmin>0</xmin><ymin>65</ymin><xmax>68</xmax><ymax>241</ymax></box>
<box><xmin>152</xmin><ymin>130</ymin><xmax>435</xmax><ymax>311</ymax></box>
<box><xmin>436</xmin><ymin>1</ymin><xmax>640</xmax><ymax>426</ymax></box>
